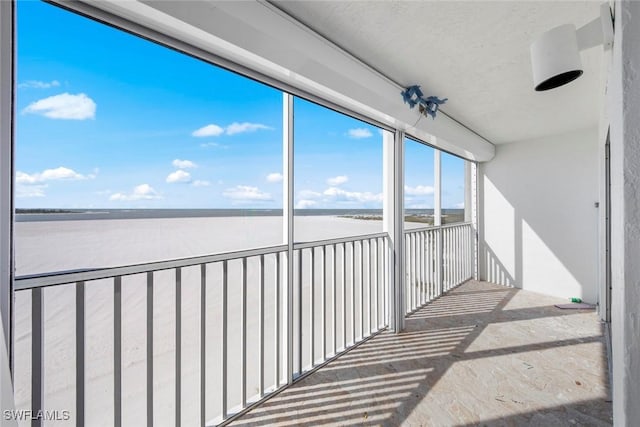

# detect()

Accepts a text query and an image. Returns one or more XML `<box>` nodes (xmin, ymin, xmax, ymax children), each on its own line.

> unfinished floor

<box><xmin>230</xmin><ymin>280</ymin><xmax>612</xmax><ymax>426</ymax></box>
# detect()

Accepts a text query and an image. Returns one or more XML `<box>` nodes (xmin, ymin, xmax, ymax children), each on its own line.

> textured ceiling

<box><xmin>272</xmin><ymin>1</ymin><xmax>604</xmax><ymax>144</ymax></box>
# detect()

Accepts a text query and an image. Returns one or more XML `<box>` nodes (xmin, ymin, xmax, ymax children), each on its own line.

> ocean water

<box><xmin>16</xmin><ymin>208</ymin><xmax>462</xmax><ymax>222</ymax></box>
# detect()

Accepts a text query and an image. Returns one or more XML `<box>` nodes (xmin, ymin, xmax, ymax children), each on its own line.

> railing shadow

<box><xmin>230</xmin><ymin>281</ymin><xmax>611</xmax><ymax>426</ymax></box>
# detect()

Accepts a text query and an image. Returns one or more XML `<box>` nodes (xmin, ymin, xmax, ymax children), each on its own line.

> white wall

<box><xmin>479</xmin><ymin>128</ymin><xmax>599</xmax><ymax>303</ymax></box>
<box><xmin>609</xmin><ymin>1</ymin><xmax>640</xmax><ymax>425</ymax></box>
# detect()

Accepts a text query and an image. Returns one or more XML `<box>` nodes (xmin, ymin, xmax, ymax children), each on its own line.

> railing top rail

<box><xmin>404</xmin><ymin>222</ymin><xmax>472</xmax><ymax>234</ymax></box>
<box><xmin>293</xmin><ymin>232</ymin><xmax>389</xmax><ymax>250</ymax></box>
<box><xmin>15</xmin><ymin>231</ymin><xmax>391</xmax><ymax>291</ymax></box>
<box><xmin>15</xmin><ymin>243</ymin><xmax>288</xmax><ymax>291</ymax></box>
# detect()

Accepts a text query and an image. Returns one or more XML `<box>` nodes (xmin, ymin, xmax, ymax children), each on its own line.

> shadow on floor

<box><xmin>230</xmin><ymin>281</ymin><xmax>612</xmax><ymax>426</ymax></box>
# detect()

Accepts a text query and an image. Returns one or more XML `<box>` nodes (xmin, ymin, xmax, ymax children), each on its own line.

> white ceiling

<box><xmin>272</xmin><ymin>1</ymin><xmax>604</xmax><ymax>145</ymax></box>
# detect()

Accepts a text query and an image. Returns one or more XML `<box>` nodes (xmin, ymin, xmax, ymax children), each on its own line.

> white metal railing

<box><xmin>13</xmin><ymin>232</ymin><xmax>390</xmax><ymax>426</ymax></box>
<box><xmin>404</xmin><ymin>222</ymin><xmax>474</xmax><ymax>314</ymax></box>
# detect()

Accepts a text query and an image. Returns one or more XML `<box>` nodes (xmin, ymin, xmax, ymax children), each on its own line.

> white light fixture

<box><xmin>530</xmin><ymin>3</ymin><xmax>613</xmax><ymax>91</ymax></box>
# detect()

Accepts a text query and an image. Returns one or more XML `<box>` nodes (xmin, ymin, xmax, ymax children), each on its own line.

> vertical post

<box><xmin>282</xmin><ymin>93</ymin><xmax>294</xmax><ymax>384</ymax></box>
<box><xmin>0</xmin><ymin>0</ymin><xmax>15</xmax><ymax>374</ymax></box>
<box><xmin>31</xmin><ymin>288</ymin><xmax>43</xmax><ymax>427</ymax></box>
<box><xmin>199</xmin><ymin>265</ymin><xmax>206</xmax><ymax>427</ymax></box>
<box><xmin>471</xmin><ymin>162</ymin><xmax>479</xmax><ymax>280</ymax></box>
<box><xmin>351</xmin><ymin>242</ymin><xmax>356</xmax><ymax>343</ymax></box>
<box><xmin>221</xmin><ymin>261</ymin><xmax>228</xmax><ymax>419</ymax></box>
<box><xmin>146</xmin><ymin>273</ymin><xmax>154</xmax><ymax>427</ymax></box>
<box><xmin>297</xmin><ymin>250</ymin><xmax>302</xmax><ymax>374</ymax></box>
<box><xmin>259</xmin><ymin>255</ymin><xmax>265</xmax><ymax>396</ymax></box>
<box><xmin>175</xmin><ymin>269</ymin><xmax>181</xmax><ymax>427</ymax></box>
<box><xmin>434</xmin><ymin>150</ymin><xmax>444</xmax><ymax>295</ymax></box>
<box><xmin>76</xmin><ymin>282</ymin><xmax>85</xmax><ymax>427</ymax></box>
<box><xmin>241</xmin><ymin>258</ymin><xmax>247</xmax><ymax>407</ymax></box>
<box><xmin>114</xmin><ymin>277</ymin><xmax>122</xmax><ymax>427</ymax></box>
<box><xmin>383</xmin><ymin>129</ymin><xmax>405</xmax><ymax>333</ymax></box>
<box><xmin>310</xmin><ymin>249</ymin><xmax>314</xmax><ymax>366</ymax></box>
<box><xmin>274</xmin><ymin>254</ymin><xmax>280</xmax><ymax>388</ymax></box>
<box><xmin>321</xmin><ymin>246</ymin><xmax>326</xmax><ymax>360</ymax></box>
<box><xmin>332</xmin><ymin>245</ymin><xmax>337</xmax><ymax>354</ymax></box>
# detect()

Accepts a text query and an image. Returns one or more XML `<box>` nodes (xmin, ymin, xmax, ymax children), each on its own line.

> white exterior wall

<box><xmin>609</xmin><ymin>1</ymin><xmax>640</xmax><ymax>425</ymax></box>
<box><xmin>479</xmin><ymin>128</ymin><xmax>599</xmax><ymax>303</ymax></box>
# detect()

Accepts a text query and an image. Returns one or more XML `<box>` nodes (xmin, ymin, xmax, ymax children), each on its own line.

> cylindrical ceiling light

<box><xmin>531</xmin><ymin>24</ymin><xmax>583</xmax><ymax>91</ymax></box>
<box><xmin>530</xmin><ymin>3</ymin><xmax>614</xmax><ymax>92</ymax></box>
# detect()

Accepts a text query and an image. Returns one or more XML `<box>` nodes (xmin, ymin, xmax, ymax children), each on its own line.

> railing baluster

<box><xmin>342</xmin><ymin>243</ymin><xmax>347</xmax><ymax>351</ymax></box>
<box><xmin>360</xmin><ymin>240</ymin><xmax>364</xmax><ymax>339</ymax></box>
<box><xmin>332</xmin><ymin>244</ymin><xmax>337</xmax><ymax>355</ymax></box>
<box><xmin>114</xmin><ymin>277</ymin><xmax>122</xmax><ymax>427</ymax></box>
<box><xmin>351</xmin><ymin>242</ymin><xmax>356</xmax><ymax>345</ymax></box>
<box><xmin>146</xmin><ymin>272</ymin><xmax>154</xmax><ymax>427</ymax></box>
<box><xmin>259</xmin><ymin>254</ymin><xmax>265</xmax><ymax>396</ymax></box>
<box><xmin>175</xmin><ymin>268</ymin><xmax>181</xmax><ymax>427</ymax></box>
<box><xmin>383</xmin><ymin>238</ymin><xmax>388</xmax><ymax>326</ymax></box>
<box><xmin>297</xmin><ymin>250</ymin><xmax>302</xmax><ymax>374</ymax></box>
<box><xmin>76</xmin><ymin>281</ymin><xmax>85</xmax><ymax>427</ymax></box>
<box><xmin>321</xmin><ymin>246</ymin><xmax>326</xmax><ymax>359</ymax></box>
<box><xmin>241</xmin><ymin>257</ymin><xmax>247</xmax><ymax>407</ymax></box>
<box><xmin>310</xmin><ymin>248</ymin><xmax>315</xmax><ymax>367</ymax></box>
<box><xmin>373</xmin><ymin>239</ymin><xmax>380</xmax><ymax>331</ymax></box>
<box><xmin>31</xmin><ymin>288</ymin><xmax>43</xmax><ymax>427</ymax></box>
<box><xmin>200</xmin><ymin>265</ymin><xmax>206</xmax><ymax>427</ymax></box>
<box><xmin>420</xmin><ymin>232</ymin><xmax>424</xmax><ymax>306</ymax></box>
<box><xmin>222</xmin><ymin>260</ymin><xmax>228</xmax><ymax>419</ymax></box>
<box><xmin>275</xmin><ymin>254</ymin><xmax>280</xmax><ymax>388</ymax></box>
<box><xmin>369</xmin><ymin>239</ymin><xmax>374</xmax><ymax>334</ymax></box>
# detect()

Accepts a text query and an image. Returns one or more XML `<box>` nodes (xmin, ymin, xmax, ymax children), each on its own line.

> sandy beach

<box><xmin>12</xmin><ymin>216</ymin><xmax>427</xmax><ymax>426</ymax></box>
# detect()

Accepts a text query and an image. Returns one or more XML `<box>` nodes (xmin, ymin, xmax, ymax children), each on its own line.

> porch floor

<box><xmin>230</xmin><ymin>280</ymin><xmax>612</xmax><ymax>426</ymax></box>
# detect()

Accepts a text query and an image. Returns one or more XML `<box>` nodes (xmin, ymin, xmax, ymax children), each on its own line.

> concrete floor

<box><xmin>230</xmin><ymin>281</ymin><xmax>612</xmax><ymax>426</ymax></box>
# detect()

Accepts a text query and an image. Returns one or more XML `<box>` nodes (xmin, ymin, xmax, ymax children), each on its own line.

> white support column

<box><xmin>610</xmin><ymin>2</ymin><xmax>640</xmax><ymax>425</ymax></box>
<box><xmin>471</xmin><ymin>162</ymin><xmax>479</xmax><ymax>280</ymax></box>
<box><xmin>282</xmin><ymin>93</ymin><xmax>294</xmax><ymax>384</ymax></box>
<box><xmin>434</xmin><ymin>150</ymin><xmax>443</xmax><ymax>295</ymax></box>
<box><xmin>383</xmin><ymin>129</ymin><xmax>404</xmax><ymax>333</ymax></box>
<box><xmin>434</xmin><ymin>150</ymin><xmax>442</xmax><ymax>227</ymax></box>
<box><xmin>0</xmin><ymin>0</ymin><xmax>16</xmax><ymax>420</ymax></box>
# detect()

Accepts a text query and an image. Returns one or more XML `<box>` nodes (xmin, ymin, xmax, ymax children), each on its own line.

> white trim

<box><xmin>0</xmin><ymin>0</ymin><xmax>16</xmax><ymax>421</ymax></box>
<box><xmin>0</xmin><ymin>0</ymin><xmax>14</xmax><ymax>363</ymax></box>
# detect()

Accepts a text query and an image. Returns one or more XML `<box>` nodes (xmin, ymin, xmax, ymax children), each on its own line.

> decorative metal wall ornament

<box><xmin>401</xmin><ymin>85</ymin><xmax>447</xmax><ymax>119</ymax></box>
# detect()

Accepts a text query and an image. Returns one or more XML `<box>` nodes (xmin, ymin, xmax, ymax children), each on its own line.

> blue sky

<box><xmin>16</xmin><ymin>1</ymin><xmax>465</xmax><ymax>210</ymax></box>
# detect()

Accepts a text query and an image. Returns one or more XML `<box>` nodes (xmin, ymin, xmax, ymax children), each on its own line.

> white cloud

<box><xmin>347</xmin><ymin>128</ymin><xmax>373</xmax><ymax>139</ymax></box>
<box><xmin>192</xmin><ymin>180</ymin><xmax>211</xmax><ymax>187</ymax></box>
<box><xmin>192</xmin><ymin>124</ymin><xmax>224</xmax><ymax>137</ymax></box>
<box><xmin>225</xmin><ymin>122</ymin><xmax>271</xmax><ymax>135</ymax></box>
<box><xmin>296</xmin><ymin>199</ymin><xmax>317</xmax><ymax>209</ymax></box>
<box><xmin>323</xmin><ymin>187</ymin><xmax>382</xmax><ymax>203</ymax></box>
<box><xmin>192</xmin><ymin>122</ymin><xmax>271</xmax><ymax>137</ymax></box>
<box><xmin>222</xmin><ymin>185</ymin><xmax>271</xmax><ymax>201</ymax></box>
<box><xmin>18</xmin><ymin>80</ymin><xmax>60</xmax><ymax>89</ymax></box>
<box><xmin>405</xmin><ymin>185</ymin><xmax>435</xmax><ymax>196</ymax></box>
<box><xmin>298</xmin><ymin>189</ymin><xmax>322</xmax><ymax>199</ymax></box>
<box><xmin>266</xmin><ymin>172</ymin><xmax>283</xmax><ymax>183</ymax></box>
<box><xmin>172</xmin><ymin>159</ymin><xmax>197</xmax><ymax>169</ymax></box>
<box><xmin>326</xmin><ymin>175</ymin><xmax>348</xmax><ymax>186</ymax></box>
<box><xmin>16</xmin><ymin>184</ymin><xmax>47</xmax><ymax>198</ymax></box>
<box><xmin>17</xmin><ymin>167</ymin><xmax>93</xmax><ymax>184</ymax></box>
<box><xmin>296</xmin><ymin>186</ymin><xmax>381</xmax><ymax>207</ymax></box>
<box><xmin>166</xmin><ymin>170</ymin><xmax>191</xmax><ymax>183</ymax></box>
<box><xmin>110</xmin><ymin>184</ymin><xmax>161</xmax><ymax>201</ymax></box>
<box><xmin>455</xmin><ymin>202</ymin><xmax>465</xmax><ymax>209</ymax></box>
<box><xmin>23</xmin><ymin>93</ymin><xmax>96</xmax><ymax>120</ymax></box>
